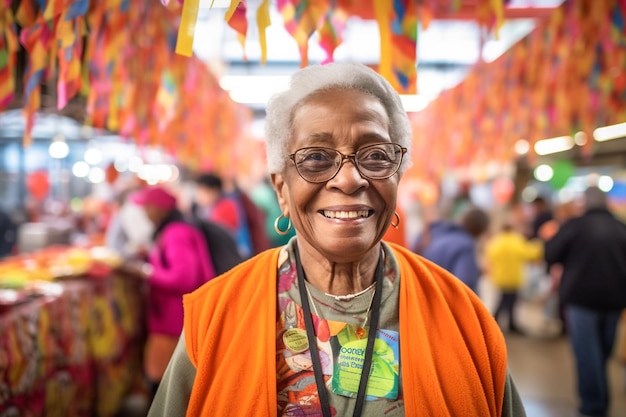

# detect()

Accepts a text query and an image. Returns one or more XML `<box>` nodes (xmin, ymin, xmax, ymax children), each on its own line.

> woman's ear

<box><xmin>270</xmin><ymin>173</ymin><xmax>290</xmax><ymax>217</ymax></box>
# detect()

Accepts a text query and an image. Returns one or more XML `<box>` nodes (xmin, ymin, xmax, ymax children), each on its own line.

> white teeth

<box><xmin>322</xmin><ymin>210</ymin><xmax>369</xmax><ymax>219</ymax></box>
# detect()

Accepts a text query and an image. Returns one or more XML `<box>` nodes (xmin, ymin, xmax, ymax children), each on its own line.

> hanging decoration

<box><xmin>225</xmin><ymin>0</ymin><xmax>248</xmax><ymax>58</ymax></box>
<box><xmin>0</xmin><ymin>0</ymin><xmax>18</xmax><ymax>109</ymax></box>
<box><xmin>26</xmin><ymin>170</ymin><xmax>50</xmax><ymax>201</ymax></box>
<box><xmin>187</xmin><ymin>0</ymin><xmax>504</xmax><ymax>93</ymax></box>
<box><xmin>1</xmin><ymin>0</ymin><xmax>624</xmax><ymax>181</ymax></box>
<box><xmin>0</xmin><ymin>0</ymin><xmax>252</xmax><ymax>172</ymax></box>
<box><xmin>256</xmin><ymin>0</ymin><xmax>271</xmax><ymax>64</ymax></box>
<box><xmin>406</xmin><ymin>0</ymin><xmax>626</xmax><ymax>183</ymax></box>
<box><xmin>175</xmin><ymin>0</ymin><xmax>200</xmax><ymax>56</ymax></box>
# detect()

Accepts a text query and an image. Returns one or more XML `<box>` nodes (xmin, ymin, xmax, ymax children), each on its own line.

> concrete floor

<box><xmin>119</xmin><ymin>280</ymin><xmax>626</xmax><ymax>417</ymax></box>
<box><xmin>482</xmin><ymin>278</ymin><xmax>626</xmax><ymax>417</ymax></box>
<box><xmin>507</xmin><ymin>332</ymin><xmax>626</xmax><ymax>417</ymax></box>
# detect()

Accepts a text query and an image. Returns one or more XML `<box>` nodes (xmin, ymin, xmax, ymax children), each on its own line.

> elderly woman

<box><xmin>148</xmin><ymin>63</ymin><xmax>526</xmax><ymax>416</ymax></box>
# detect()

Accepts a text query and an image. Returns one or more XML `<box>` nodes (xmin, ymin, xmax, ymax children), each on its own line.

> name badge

<box><xmin>331</xmin><ymin>325</ymin><xmax>399</xmax><ymax>400</ymax></box>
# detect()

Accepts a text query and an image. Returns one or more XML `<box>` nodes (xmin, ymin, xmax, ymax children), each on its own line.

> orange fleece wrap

<box><xmin>183</xmin><ymin>243</ymin><xmax>506</xmax><ymax>416</ymax></box>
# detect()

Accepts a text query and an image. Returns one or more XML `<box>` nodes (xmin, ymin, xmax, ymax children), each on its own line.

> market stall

<box><xmin>0</xmin><ymin>247</ymin><xmax>147</xmax><ymax>417</ymax></box>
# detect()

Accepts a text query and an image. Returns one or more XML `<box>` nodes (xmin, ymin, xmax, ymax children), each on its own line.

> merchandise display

<box><xmin>0</xmin><ymin>246</ymin><xmax>146</xmax><ymax>417</ymax></box>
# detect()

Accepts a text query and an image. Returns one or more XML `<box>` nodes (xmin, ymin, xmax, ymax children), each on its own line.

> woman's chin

<box><xmin>309</xmin><ymin>236</ymin><xmax>379</xmax><ymax>260</ymax></box>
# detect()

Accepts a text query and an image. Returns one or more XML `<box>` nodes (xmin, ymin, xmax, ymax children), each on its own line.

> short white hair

<box><xmin>264</xmin><ymin>62</ymin><xmax>412</xmax><ymax>174</ymax></box>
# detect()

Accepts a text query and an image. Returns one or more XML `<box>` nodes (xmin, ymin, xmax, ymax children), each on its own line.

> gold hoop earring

<box><xmin>274</xmin><ymin>214</ymin><xmax>293</xmax><ymax>236</ymax></box>
<box><xmin>391</xmin><ymin>211</ymin><xmax>400</xmax><ymax>229</ymax></box>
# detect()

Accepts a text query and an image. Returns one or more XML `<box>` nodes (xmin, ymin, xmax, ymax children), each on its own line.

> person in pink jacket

<box><xmin>132</xmin><ymin>185</ymin><xmax>216</xmax><ymax>399</ymax></box>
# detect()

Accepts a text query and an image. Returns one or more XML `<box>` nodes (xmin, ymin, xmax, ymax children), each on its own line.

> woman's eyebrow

<box><xmin>303</xmin><ymin>132</ymin><xmax>334</xmax><ymax>144</ymax></box>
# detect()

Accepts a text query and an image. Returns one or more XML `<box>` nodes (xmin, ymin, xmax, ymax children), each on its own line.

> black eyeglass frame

<box><xmin>288</xmin><ymin>142</ymin><xmax>408</xmax><ymax>184</ymax></box>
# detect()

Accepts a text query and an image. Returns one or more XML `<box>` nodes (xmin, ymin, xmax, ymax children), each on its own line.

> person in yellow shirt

<box><xmin>486</xmin><ymin>223</ymin><xmax>543</xmax><ymax>334</ymax></box>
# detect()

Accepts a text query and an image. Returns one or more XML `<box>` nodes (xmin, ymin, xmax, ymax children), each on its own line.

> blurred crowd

<box><xmin>1</xmin><ymin>172</ymin><xmax>625</xmax><ymax>416</ymax></box>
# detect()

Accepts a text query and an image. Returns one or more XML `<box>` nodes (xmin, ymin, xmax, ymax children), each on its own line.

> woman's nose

<box><xmin>327</xmin><ymin>158</ymin><xmax>369</xmax><ymax>191</ymax></box>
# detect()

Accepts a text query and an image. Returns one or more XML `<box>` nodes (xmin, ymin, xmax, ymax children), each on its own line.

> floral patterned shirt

<box><xmin>275</xmin><ymin>242</ymin><xmax>403</xmax><ymax>417</ymax></box>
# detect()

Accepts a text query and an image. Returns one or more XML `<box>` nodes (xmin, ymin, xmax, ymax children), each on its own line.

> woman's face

<box><xmin>144</xmin><ymin>204</ymin><xmax>167</xmax><ymax>225</ymax></box>
<box><xmin>272</xmin><ymin>88</ymin><xmax>401</xmax><ymax>262</ymax></box>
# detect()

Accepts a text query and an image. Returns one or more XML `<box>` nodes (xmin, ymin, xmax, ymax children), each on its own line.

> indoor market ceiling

<box><xmin>194</xmin><ymin>0</ymin><xmax>566</xmax><ymax>113</ymax></box>
<box><xmin>8</xmin><ymin>0</ymin><xmax>624</xmax><ymax>183</ymax></box>
<box><xmin>2</xmin><ymin>0</ymin><xmax>567</xmax><ymax>139</ymax></box>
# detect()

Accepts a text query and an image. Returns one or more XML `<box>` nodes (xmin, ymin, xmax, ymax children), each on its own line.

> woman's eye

<box><xmin>361</xmin><ymin>149</ymin><xmax>389</xmax><ymax>161</ymax></box>
<box><xmin>302</xmin><ymin>150</ymin><xmax>332</xmax><ymax>162</ymax></box>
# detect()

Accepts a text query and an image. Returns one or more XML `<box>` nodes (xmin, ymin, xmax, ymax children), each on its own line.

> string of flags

<box><xmin>2</xmin><ymin>0</ymin><xmax>622</xmax><ymax>184</ymax></box>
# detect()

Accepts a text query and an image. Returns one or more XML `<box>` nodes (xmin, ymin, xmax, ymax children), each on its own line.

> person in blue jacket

<box><xmin>415</xmin><ymin>206</ymin><xmax>490</xmax><ymax>293</ymax></box>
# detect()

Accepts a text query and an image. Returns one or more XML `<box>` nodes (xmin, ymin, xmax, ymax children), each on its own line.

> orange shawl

<box><xmin>183</xmin><ymin>243</ymin><xmax>507</xmax><ymax>416</ymax></box>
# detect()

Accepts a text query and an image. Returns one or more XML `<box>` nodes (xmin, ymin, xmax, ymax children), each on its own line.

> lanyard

<box><xmin>295</xmin><ymin>244</ymin><xmax>384</xmax><ymax>417</ymax></box>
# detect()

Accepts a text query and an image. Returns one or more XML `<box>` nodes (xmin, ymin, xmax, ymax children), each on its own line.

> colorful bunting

<box><xmin>317</xmin><ymin>2</ymin><xmax>346</xmax><ymax>64</ymax></box>
<box><xmin>407</xmin><ymin>0</ymin><xmax>626</xmax><ymax>183</ymax></box>
<box><xmin>175</xmin><ymin>0</ymin><xmax>199</xmax><ymax>56</ymax></box>
<box><xmin>56</xmin><ymin>3</ymin><xmax>87</xmax><ymax>109</ymax></box>
<box><xmin>389</xmin><ymin>0</ymin><xmax>418</xmax><ymax>93</ymax></box>
<box><xmin>277</xmin><ymin>0</ymin><xmax>330</xmax><ymax>67</ymax></box>
<box><xmin>3</xmin><ymin>0</ymin><xmax>624</xmax><ymax>180</ymax></box>
<box><xmin>19</xmin><ymin>18</ymin><xmax>52</xmax><ymax>146</ymax></box>
<box><xmin>0</xmin><ymin>1</ymin><xmax>18</xmax><ymax>109</ymax></box>
<box><xmin>15</xmin><ymin>0</ymin><xmax>39</xmax><ymax>28</ymax></box>
<box><xmin>226</xmin><ymin>0</ymin><xmax>248</xmax><ymax>58</ymax></box>
<box><xmin>256</xmin><ymin>0</ymin><xmax>271</xmax><ymax>64</ymax></box>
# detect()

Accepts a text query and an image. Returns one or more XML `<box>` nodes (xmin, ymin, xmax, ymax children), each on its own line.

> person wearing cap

<box><xmin>545</xmin><ymin>186</ymin><xmax>626</xmax><ymax>417</ymax></box>
<box><xmin>132</xmin><ymin>185</ymin><xmax>216</xmax><ymax>399</ymax></box>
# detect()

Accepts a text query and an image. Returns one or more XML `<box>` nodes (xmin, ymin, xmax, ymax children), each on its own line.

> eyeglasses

<box><xmin>288</xmin><ymin>143</ymin><xmax>407</xmax><ymax>183</ymax></box>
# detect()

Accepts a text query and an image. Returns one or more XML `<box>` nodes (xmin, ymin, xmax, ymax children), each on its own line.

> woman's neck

<box><xmin>296</xmin><ymin>242</ymin><xmax>381</xmax><ymax>296</ymax></box>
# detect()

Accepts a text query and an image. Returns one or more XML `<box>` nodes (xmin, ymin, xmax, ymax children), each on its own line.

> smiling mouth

<box><xmin>321</xmin><ymin>210</ymin><xmax>372</xmax><ymax>219</ymax></box>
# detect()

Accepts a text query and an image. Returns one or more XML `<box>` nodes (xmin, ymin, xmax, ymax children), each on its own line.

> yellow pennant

<box><xmin>257</xmin><ymin>0</ymin><xmax>271</xmax><ymax>64</ymax></box>
<box><xmin>373</xmin><ymin>0</ymin><xmax>393</xmax><ymax>85</ymax></box>
<box><xmin>43</xmin><ymin>0</ymin><xmax>57</xmax><ymax>21</ymax></box>
<box><xmin>224</xmin><ymin>0</ymin><xmax>241</xmax><ymax>22</ymax></box>
<box><xmin>176</xmin><ymin>0</ymin><xmax>200</xmax><ymax>57</ymax></box>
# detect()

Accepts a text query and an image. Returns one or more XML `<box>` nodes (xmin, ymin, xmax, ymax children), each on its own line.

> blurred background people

<box><xmin>132</xmin><ymin>185</ymin><xmax>217</xmax><ymax>400</ymax></box>
<box><xmin>194</xmin><ymin>172</ymin><xmax>270</xmax><ymax>258</ymax></box>
<box><xmin>105</xmin><ymin>186</ymin><xmax>154</xmax><ymax>260</ymax></box>
<box><xmin>0</xmin><ymin>208</ymin><xmax>17</xmax><ymax>258</ymax></box>
<box><xmin>250</xmin><ymin>177</ymin><xmax>296</xmax><ymax>247</ymax></box>
<box><xmin>545</xmin><ymin>186</ymin><xmax>626</xmax><ymax>417</ymax></box>
<box><xmin>529</xmin><ymin>196</ymin><xmax>553</xmax><ymax>239</ymax></box>
<box><xmin>485</xmin><ymin>221</ymin><xmax>544</xmax><ymax>335</ymax></box>
<box><xmin>415</xmin><ymin>206</ymin><xmax>490</xmax><ymax>293</ymax></box>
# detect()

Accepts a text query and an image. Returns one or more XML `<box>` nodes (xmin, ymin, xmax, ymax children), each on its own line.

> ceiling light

<box><xmin>49</xmin><ymin>138</ymin><xmax>69</xmax><ymax>159</ymax></box>
<box><xmin>514</xmin><ymin>139</ymin><xmax>529</xmax><ymax>155</ymax></box>
<box><xmin>84</xmin><ymin>148</ymin><xmax>103</xmax><ymax>165</ymax></box>
<box><xmin>229</xmin><ymin>88</ymin><xmax>277</xmax><ymax>105</ymax></box>
<box><xmin>128</xmin><ymin>156</ymin><xmax>144</xmax><ymax>173</ymax></box>
<box><xmin>593</xmin><ymin>122</ymin><xmax>626</xmax><ymax>142</ymax></box>
<box><xmin>598</xmin><ymin>175</ymin><xmax>614</xmax><ymax>192</ymax></box>
<box><xmin>88</xmin><ymin>167</ymin><xmax>105</xmax><ymax>183</ymax></box>
<box><xmin>534</xmin><ymin>164</ymin><xmax>554</xmax><ymax>182</ymax></box>
<box><xmin>574</xmin><ymin>131</ymin><xmax>587</xmax><ymax>146</ymax></box>
<box><xmin>521</xmin><ymin>186</ymin><xmax>538</xmax><ymax>202</ymax></box>
<box><xmin>72</xmin><ymin>161</ymin><xmax>90</xmax><ymax>178</ymax></box>
<box><xmin>220</xmin><ymin>75</ymin><xmax>291</xmax><ymax>106</ymax></box>
<box><xmin>399</xmin><ymin>95</ymin><xmax>430</xmax><ymax>112</ymax></box>
<box><xmin>533</xmin><ymin>135</ymin><xmax>574</xmax><ymax>155</ymax></box>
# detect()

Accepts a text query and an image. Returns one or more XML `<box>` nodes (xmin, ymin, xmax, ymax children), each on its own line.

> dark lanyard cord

<box><xmin>295</xmin><ymin>244</ymin><xmax>384</xmax><ymax>417</ymax></box>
